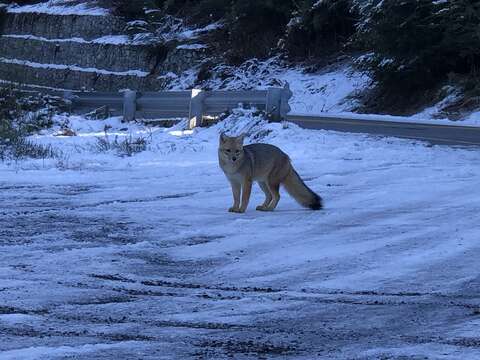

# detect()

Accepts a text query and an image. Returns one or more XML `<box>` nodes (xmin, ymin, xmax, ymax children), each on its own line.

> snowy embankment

<box><xmin>170</xmin><ymin>57</ymin><xmax>480</xmax><ymax>126</ymax></box>
<box><xmin>0</xmin><ymin>112</ymin><xmax>479</xmax><ymax>358</ymax></box>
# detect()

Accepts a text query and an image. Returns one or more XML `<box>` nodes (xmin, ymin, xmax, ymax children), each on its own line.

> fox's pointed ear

<box><xmin>237</xmin><ymin>133</ymin><xmax>246</xmax><ymax>144</ymax></box>
<box><xmin>220</xmin><ymin>132</ymin><xmax>227</xmax><ymax>143</ymax></box>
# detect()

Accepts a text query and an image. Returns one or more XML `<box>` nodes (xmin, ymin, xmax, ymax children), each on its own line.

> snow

<box><xmin>0</xmin><ymin>58</ymin><xmax>149</xmax><ymax>77</ymax></box>
<box><xmin>7</xmin><ymin>0</ymin><xmax>108</xmax><ymax>16</ymax></box>
<box><xmin>0</xmin><ymin>79</ymin><xmax>72</xmax><ymax>92</ymax></box>
<box><xmin>363</xmin><ymin>344</ymin><xmax>480</xmax><ymax>360</ymax></box>
<box><xmin>175</xmin><ymin>22</ymin><xmax>223</xmax><ymax>41</ymax></box>
<box><xmin>2</xmin><ymin>34</ymin><xmax>133</xmax><ymax>46</ymax></box>
<box><xmin>176</xmin><ymin>44</ymin><xmax>207</xmax><ymax>50</ymax></box>
<box><xmin>1</xmin><ymin>342</ymin><xmax>149</xmax><ymax>360</ymax></box>
<box><xmin>190</xmin><ymin>58</ymin><xmax>370</xmax><ymax>114</ymax></box>
<box><xmin>464</xmin><ymin>111</ymin><xmax>480</xmax><ymax>124</ymax></box>
<box><xmin>144</xmin><ymin>15</ymin><xmax>223</xmax><ymax>45</ymax></box>
<box><xmin>163</xmin><ymin>69</ymin><xmax>200</xmax><ymax>90</ymax></box>
<box><xmin>0</xmin><ymin>110</ymin><xmax>479</xmax><ymax>358</ymax></box>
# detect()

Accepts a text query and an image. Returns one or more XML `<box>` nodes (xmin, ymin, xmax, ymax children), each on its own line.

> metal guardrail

<box><xmin>287</xmin><ymin>113</ymin><xmax>480</xmax><ymax>146</ymax></box>
<box><xmin>29</xmin><ymin>85</ymin><xmax>479</xmax><ymax>146</ymax></box>
<box><xmin>65</xmin><ymin>86</ymin><xmax>293</xmax><ymax>129</ymax></box>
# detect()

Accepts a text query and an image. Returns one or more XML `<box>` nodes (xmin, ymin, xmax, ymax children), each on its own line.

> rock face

<box><xmin>0</xmin><ymin>10</ymin><xmax>206</xmax><ymax>91</ymax></box>
<box><xmin>2</xmin><ymin>12</ymin><xmax>125</xmax><ymax>40</ymax></box>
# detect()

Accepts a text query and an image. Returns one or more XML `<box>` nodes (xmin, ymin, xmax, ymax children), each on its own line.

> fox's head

<box><xmin>219</xmin><ymin>133</ymin><xmax>245</xmax><ymax>165</ymax></box>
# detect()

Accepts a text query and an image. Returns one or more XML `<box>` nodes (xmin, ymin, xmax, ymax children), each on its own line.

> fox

<box><xmin>218</xmin><ymin>133</ymin><xmax>322</xmax><ymax>213</ymax></box>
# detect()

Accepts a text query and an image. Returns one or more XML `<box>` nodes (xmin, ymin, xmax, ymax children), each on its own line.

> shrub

<box><xmin>357</xmin><ymin>0</ymin><xmax>480</xmax><ymax>103</ymax></box>
<box><xmin>98</xmin><ymin>0</ymin><xmax>360</xmax><ymax>64</ymax></box>
<box><xmin>224</xmin><ymin>0</ymin><xmax>295</xmax><ymax>64</ymax></box>
<box><xmin>0</xmin><ymin>3</ymin><xmax>7</xmax><ymax>33</ymax></box>
<box><xmin>0</xmin><ymin>133</ymin><xmax>57</xmax><ymax>161</ymax></box>
<box><xmin>156</xmin><ymin>0</ymin><xmax>297</xmax><ymax>63</ymax></box>
<box><xmin>0</xmin><ymin>87</ymin><xmax>62</xmax><ymax>161</ymax></box>
<box><xmin>95</xmin><ymin>134</ymin><xmax>149</xmax><ymax>156</ymax></box>
<box><xmin>283</xmin><ymin>0</ymin><xmax>359</xmax><ymax>60</ymax></box>
<box><xmin>101</xmin><ymin>0</ymin><xmax>228</xmax><ymax>22</ymax></box>
<box><xmin>188</xmin><ymin>0</ymin><xmax>229</xmax><ymax>24</ymax></box>
<box><xmin>98</xmin><ymin>0</ymin><xmax>147</xmax><ymax>19</ymax></box>
<box><xmin>150</xmin><ymin>0</ymin><xmax>228</xmax><ymax>23</ymax></box>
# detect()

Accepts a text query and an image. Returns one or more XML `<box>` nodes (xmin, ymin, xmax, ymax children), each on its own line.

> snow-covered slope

<box><xmin>195</xmin><ymin>59</ymin><xmax>370</xmax><ymax>114</ymax></box>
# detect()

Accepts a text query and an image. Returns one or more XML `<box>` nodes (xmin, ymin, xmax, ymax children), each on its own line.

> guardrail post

<box><xmin>123</xmin><ymin>90</ymin><xmax>137</xmax><ymax>122</ymax></box>
<box><xmin>280</xmin><ymin>83</ymin><xmax>293</xmax><ymax>120</ymax></box>
<box><xmin>189</xmin><ymin>89</ymin><xmax>205</xmax><ymax>129</ymax></box>
<box><xmin>63</xmin><ymin>90</ymin><xmax>75</xmax><ymax>113</ymax></box>
<box><xmin>266</xmin><ymin>87</ymin><xmax>282</xmax><ymax>121</ymax></box>
<box><xmin>266</xmin><ymin>84</ymin><xmax>293</xmax><ymax>121</ymax></box>
<box><xmin>63</xmin><ymin>90</ymin><xmax>74</xmax><ymax>101</ymax></box>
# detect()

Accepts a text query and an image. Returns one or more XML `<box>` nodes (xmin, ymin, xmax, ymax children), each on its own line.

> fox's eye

<box><xmin>226</xmin><ymin>149</ymin><xmax>231</xmax><ymax>153</ymax></box>
<box><xmin>236</xmin><ymin>150</ymin><xmax>240</xmax><ymax>154</ymax></box>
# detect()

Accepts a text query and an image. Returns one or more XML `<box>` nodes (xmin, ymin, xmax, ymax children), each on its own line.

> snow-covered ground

<box><xmin>1</xmin><ymin>112</ymin><xmax>480</xmax><ymax>359</ymax></box>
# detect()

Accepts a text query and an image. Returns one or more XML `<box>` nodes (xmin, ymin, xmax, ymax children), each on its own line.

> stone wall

<box><xmin>2</xmin><ymin>12</ymin><xmax>125</xmax><ymax>40</ymax></box>
<box><xmin>0</xmin><ymin>11</ymin><xmax>206</xmax><ymax>91</ymax></box>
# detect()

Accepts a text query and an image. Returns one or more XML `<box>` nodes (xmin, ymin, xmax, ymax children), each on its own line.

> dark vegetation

<box><xmin>101</xmin><ymin>0</ymin><xmax>354</xmax><ymax>64</ymax></box>
<box><xmin>356</xmin><ymin>0</ymin><xmax>480</xmax><ymax>115</ymax></box>
<box><xmin>0</xmin><ymin>87</ymin><xmax>65</xmax><ymax>160</ymax></box>
<box><xmin>95</xmin><ymin>134</ymin><xmax>149</xmax><ymax>157</ymax></box>
<box><xmin>0</xmin><ymin>2</ymin><xmax>8</xmax><ymax>32</ymax></box>
<box><xmin>284</xmin><ymin>0</ymin><xmax>359</xmax><ymax>61</ymax></box>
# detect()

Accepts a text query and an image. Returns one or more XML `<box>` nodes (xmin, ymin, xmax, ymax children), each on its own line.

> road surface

<box><xmin>288</xmin><ymin>114</ymin><xmax>480</xmax><ymax>146</ymax></box>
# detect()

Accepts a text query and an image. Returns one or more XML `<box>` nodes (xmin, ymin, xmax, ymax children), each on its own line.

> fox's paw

<box><xmin>256</xmin><ymin>205</ymin><xmax>273</xmax><ymax>211</ymax></box>
<box><xmin>228</xmin><ymin>207</ymin><xmax>243</xmax><ymax>213</ymax></box>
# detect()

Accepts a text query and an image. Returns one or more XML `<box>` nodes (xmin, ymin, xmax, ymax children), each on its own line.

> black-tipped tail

<box><xmin>283</xmin><ymin>169</ymin><xmax>323</xmax><ymax>211</ymax></box>
<box><xmin>309</xmin><ymin>193</ymin><xmax>323</xmax><ymax>210</ymax></box>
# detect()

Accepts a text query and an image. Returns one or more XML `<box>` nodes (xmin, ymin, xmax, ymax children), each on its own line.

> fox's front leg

<box><xmin>228</xmin><ymin>181</ymin><xmax>241</xmax><ymax>213</ymax></box>
<box><xmin>238</xmin><ymin>179</ymin><xmax>252</xmax><ymax>213</ymax></box>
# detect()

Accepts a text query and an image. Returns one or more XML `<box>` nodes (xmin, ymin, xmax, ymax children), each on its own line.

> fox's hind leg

<box><xmin>256</xmin><ymin>182</ymin><xmax>272</xmax><ymax>211</ymax></box>
<box><xmin>265</xmin><ymin>181</ymin><xmax>280</xmax><ymax>211</ymax></box>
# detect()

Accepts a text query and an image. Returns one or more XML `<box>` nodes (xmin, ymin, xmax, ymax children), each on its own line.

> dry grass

<box><xmin>95</xmin><ymin>134</ymin><xmax>149</xmax><ymax>157</ymax></box>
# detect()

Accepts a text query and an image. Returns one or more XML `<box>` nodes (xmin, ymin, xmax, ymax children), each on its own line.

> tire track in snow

<box><xmin>0</xmin><ymin>192</ymin><xmax>197</xmax><ymax>217</ymax></box>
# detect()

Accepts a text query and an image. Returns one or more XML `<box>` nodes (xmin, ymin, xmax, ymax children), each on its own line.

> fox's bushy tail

<box><xmin>283</xmin><ymin>168</ymin><xmax>322</xmax><ymax>210</ymax></box>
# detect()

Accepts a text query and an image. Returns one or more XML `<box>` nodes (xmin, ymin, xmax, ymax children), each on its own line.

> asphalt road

<box><xmin>288</xmin><ymin>114</ymin><xmax>480</xmax><ymax>146</ymax></box>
